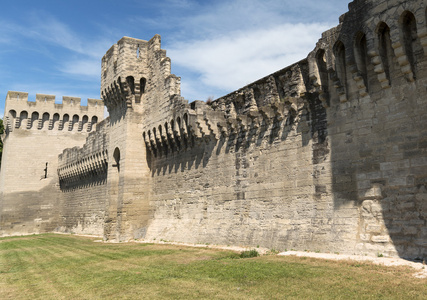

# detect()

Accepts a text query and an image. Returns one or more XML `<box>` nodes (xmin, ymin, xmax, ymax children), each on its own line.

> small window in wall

<box><xmin>140</xmin><ymin>78</ymin><xmax>146</xmax><ymax>94</ymax></box>
<box><xmin>20</xmin><ymin>111</ymin><xmax>28</xmax><ymax>118</ymax></box>
<box><xmin>52</xmin><ymin>113</ymin><xmax>60</xmax><ymax>129</ymax></box>
<box><xmin>42</xmin><ymin>112</ymin><xmax>50</xmax><ymax>129</ymax></box>
<box><xmin>126</xmin><ymin>76</ymin><xmax>135</xmax><ymax>94</ymax></box>
<box><xmin>401</xmin><ymin>11</ymin><xmax>420</xmax><ymax>76</ymax></box>
<box><xmin>316</xmin><ymin>49</ymin><xmax>329</xmax><ymax>91</ymax></box>
<box><xmin>31</xmin><ymin>112</ymin><xmax>39</xmax><ymax>129</ymax></box>
<box><xmin>334</xmin><ymin>41</ymin><xmax>348</xmax><ymax>94</ymax></box>
<box><xmin>354</xmin><ymin>32</ymin><xmax>369</xmax><ymax>89</ymax></box>
<box><xmin>72</xmin><ymin>114</ymin><xmax>79</xmax><ymax>131</ymax></box>
<box><xmin>378</xmin><ymin>22</ymin><xmax>393</xmax><ymax>83</ymax></box>
<box><xmin>113</xmin><ymin>147</ymin><xmax>120</xmax><ymax>172</ymax></box>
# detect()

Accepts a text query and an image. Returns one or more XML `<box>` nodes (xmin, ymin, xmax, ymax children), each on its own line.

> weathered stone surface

<box><xmin>0</xmin><ymin>0</ymin><xmax>426</xmax><ymax>259</ymax></box>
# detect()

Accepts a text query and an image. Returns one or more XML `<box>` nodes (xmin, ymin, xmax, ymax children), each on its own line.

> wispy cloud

<box><xmin>61</xmin><ymin>59</ymin><xmax>101</xmax><ymax>78</ymax></box>
<box><xmin>162</xmin><ymin>0</ymin><xmax>338</xmax><ymax>100</ymax></box>
<box><xmin>170</xmin><ymin>23</ymin><xmax>328</xmax><ymax>91</ymax></box>
<box><xmin>2</xmin><ymin>11</ymin><xmax>111</xmax><ymax>79</ymax></box>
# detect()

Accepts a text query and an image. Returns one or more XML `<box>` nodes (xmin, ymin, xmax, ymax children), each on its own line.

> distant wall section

<box><xmin>0</xmin><ymin>92</ymin><xmax>104</xmax><ymax>236</ymax></box>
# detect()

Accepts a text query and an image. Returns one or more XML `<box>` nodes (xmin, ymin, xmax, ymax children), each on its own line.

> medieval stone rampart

<box><xmin>1</xmin><ymin>0</ymin><xmax>426</xmax><ymax>259</ymax></box>
<box><xmin>0</xmin><ymin>93</ymin><xmax>104</xmax><ymax>235</ymax></box>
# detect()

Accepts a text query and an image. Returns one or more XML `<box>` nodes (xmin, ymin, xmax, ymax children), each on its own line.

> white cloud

<box><xmin>155</xmin><ymin>0</ymin><xmax>345</xmax><ymax>100</ymax></box>
<box><xmin>61</xmin><ymin>59</ymin><xmax>101</xmax><ymax>78</ymax></box>
<box><xmin>169</xmin><ymin>23</ymin><xmax>329</xmax><ymax>99</ymax></box>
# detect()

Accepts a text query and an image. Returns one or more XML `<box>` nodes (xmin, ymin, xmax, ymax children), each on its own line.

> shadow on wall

<box><xmin>329</xmin><ymin>6</ymin><xmax>427</xmax><ymax>260</ymax></box>
<box><xmin>0</xmin><ymin>184</ymin><xmax>61</xmax><ymax>236</ymax></box>
<box><xmin>147</xmin><ymin>109</ymin><xmax>313</xmax><ymax>176</ymax></box>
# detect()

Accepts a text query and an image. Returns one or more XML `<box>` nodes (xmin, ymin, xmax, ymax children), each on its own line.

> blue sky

<box><xmin>0</xmin><ymin>0</ymin><xmax>349</xmax><ymax>118</ymax></box>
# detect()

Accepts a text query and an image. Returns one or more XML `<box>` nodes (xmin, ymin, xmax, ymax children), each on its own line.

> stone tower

<box><xmin>0</xmin><ymin>92</ymin><xmax>104</xmax><ymax>235</ymax></box>
<box><xmin>101</xmin><ymin>35</ymin><xmax>182</xmax><ymax>241</ymax></box>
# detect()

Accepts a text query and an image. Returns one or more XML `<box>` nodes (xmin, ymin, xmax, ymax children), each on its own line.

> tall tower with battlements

<box><xmin>0</xmin><ymin>92</ymin><xmax>104</xmax><ymax>235</ymax></box>
<box><xmin>101</xmin><ymin>35</ymin><xmax>184</xmax><ymax>240</ymax></box>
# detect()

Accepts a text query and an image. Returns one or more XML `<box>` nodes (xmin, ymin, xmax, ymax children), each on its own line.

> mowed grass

<box><xmin>0</xmin><ymin>234</ymin><xmax>426</xmax><ymax>299</ymax></box>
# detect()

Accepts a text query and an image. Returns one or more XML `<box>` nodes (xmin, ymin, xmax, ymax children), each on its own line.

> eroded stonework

<box><xmin>1</xmin><ymin>0</ymin><xmax>426</xmax><ymax>259</ymax></box>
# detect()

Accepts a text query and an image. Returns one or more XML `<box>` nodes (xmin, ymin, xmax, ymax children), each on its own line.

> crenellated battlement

<box><xmin>101</xmin><ymin>35</ymin><xmax>182</xmax><ymax>116</ymax></box>
<box><xmin>307</xmin><ymin>0</ymin><xmax>427</xmax><ymax>106</ymax></box>
<box><xmin>3</xmin><ymin>91</ymin><xmax>104</xmax><ymax>133</ymax></box>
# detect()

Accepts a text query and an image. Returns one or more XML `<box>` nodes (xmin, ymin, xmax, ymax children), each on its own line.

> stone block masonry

<box><xmin>0</xmin><ymin>0</ymin><xmax>426</xmax><ymax>260</ymax></box>
<box><xmin>0</xmin><ymin>93</ymin><xmax>104</xmax><ymax>235</ymax></box>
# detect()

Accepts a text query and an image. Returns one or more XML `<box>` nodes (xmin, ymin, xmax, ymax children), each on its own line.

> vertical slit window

<box><xmin>354</xmin><ymin>32</ymin><xmax>369</xmax><ymax>89</ymax></box>
<box><xmin>378</xmin><ymin>23</ymin><xmax>393</xmax><ymax>83</ymax></box>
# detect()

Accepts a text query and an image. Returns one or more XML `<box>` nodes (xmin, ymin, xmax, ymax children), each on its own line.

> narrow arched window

<box><xmin>113</xmin><ymin>147</ymin><xmax>120</xmax><ymax>172</ymax></box>
<box><xmin>20</xmin><ymin>111</ymin><xmax>28</xmax><ymax>128</ymax></box>
<box><xmin>378</xmin><ymin>22</ymin><xmax>393</xmax><ymax>83</ymax></box>
<box><xmin>72</xmin><ymin>114</ymin><xmax>79</xmax><ymax>131</ymax></box>
<box><xmin>31</xmin><ymin>112</ymin><xmax>39</xmax><ymax>129</ymax></box>
<box><xmin>316</xmin><ymin>49</ymin><xmax>329</xmax><ymax>91</ymax></box>
<box><xmin>61</xmin><ymin>114</ymin><xmax>69</xmax><ymax>131</ymax></box>
<box><xmin>354</xmin><ymin>32</ymin><xmax>369</xmax><ymax>89</ymax></box>
<box><xmin>334</xmin><ymin>41</ymin><xmax>348</xmax><ymax>94</ymax></box>
<box><xmin>52</xmin><ymin>113</ymin><xmax>60</xmax><ymax>130</ymax></box>
<box><xmin>42</xmin><ymin>112</ymin><xmax>50</xmax><ymax>130</ymax></box>
<box><xmin>126</xmin><ymin>76</ymin><xmax>135</xmax><ymax>94</ymax></box>
<box><xmin>82</xmin><ymin>115</ymin><xmax>89</xmax><ymax>132</ymax></box>
<box><xmin>401</xmin><ymin>11</ymin><xmax>421</xmax><ymax>77</ymax></box>
<box><xmin>140</xmin><ymin>78</ymin><xmax>146</xmax><ymax>94</ymax></box>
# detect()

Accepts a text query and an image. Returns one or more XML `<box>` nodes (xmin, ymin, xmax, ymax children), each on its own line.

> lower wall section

<box><xmin>143</xmin><ymin>117</ymin><xmax>361</xmax><ymax>255</ymax></box>
<box><xmin>0</xmin><ymin>181</ymin><xmax>61</xmax><ymax>236</ymax></box>
<box><xmin>57</xmin><ymin>181</ymin><xmax>108</xmax><ymax>236</ymax></box>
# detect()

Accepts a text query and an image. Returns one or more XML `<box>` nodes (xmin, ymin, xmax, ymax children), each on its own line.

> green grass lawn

<box><xmin>0</xmin><ymin>234</ymin><xmax>426</xmax><ymax>299</ymax></box>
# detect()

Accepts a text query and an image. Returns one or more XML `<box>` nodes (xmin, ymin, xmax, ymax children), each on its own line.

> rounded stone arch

<box><xmin>8</xmin><ymin>109</ymin><xmax>17</xmax><ymax>127</ymax></box>
<box><xmin>19</xmin><ymin>110</ymin><xmax>28</xmax><ymax>128</ymax></box>
<box><xmin>8</xmin><ymin>109</ymin><xmax>16</xmax><ymax>119</ymax></box>
<box><xmin>52</xmin><ymin>113</ymin><xmax>60</xmax><ymax>129</ymax></box>
<box><xmin>82</xmin><ymin>115</ymin><xmax>89</xmax><ymax>131</ymax></box>
<box><xmin>72</xmin><ymin>114</ymin><xmax>79</xmax><ymax>131</ymax></box>
<box><xmin>30</xmin><ymin>111</ymin><xmax>39</xmax><ymax>129</ymax></box>
<box><xmin>126</xmin><ymin>76</ymin><xmax>135</xmax><ymax>94</ymax></box>
<box><xmin>41</xmin><ymin>112</ymin><xmax>50</xmax><ymax>130</ymax></box>
<box><xmin>19</xmin><ymin>110</ymin><xmax>28</xmax><ymax>119</ymax></box>
<box><xmin>62</xmin><ymin>114</ymin><xmax>70</xmax><ymax>131</ymax></box>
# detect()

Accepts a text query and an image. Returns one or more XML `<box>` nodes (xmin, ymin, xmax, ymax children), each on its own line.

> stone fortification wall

<box><xmin>57</xmin><ymin>119</ymin><xmax>110</xmax><ymax>235</ymax></box>
<box><xmin>138</xmin><ymin>0</ymin><xmax>427</xmax><ymax>259</ymax></box>
<box><xmin>1</xmin><ymin>0</ymin><xmax>426</xmax><ymax>259</ymax></box>
<box><xmin>0</xmin><ymin>92</ymin><xmax>104</xmax><ymax>236</ymax></box>
<box><xmin>141</xmin><ymin>60</ymin><xmax>342</xmax><ymax>252</ymax></box>
<box><xmin>307</xmin><ymin>0</ymin><xmax>427</xmax><ymax>258</ymax></box>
